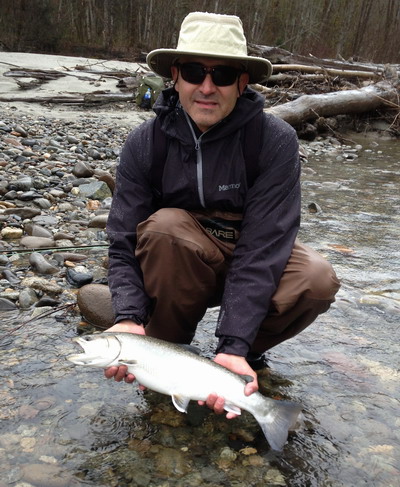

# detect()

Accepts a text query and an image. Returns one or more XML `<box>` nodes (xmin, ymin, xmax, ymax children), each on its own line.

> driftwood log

<box><xmin>0</xmin><ymin>92</ymin><xmax>135</xmax><ymax>104</ymax></box>
<box><xmin>265</xmin><ymin>81</ymin><xmax>399</xmax><ymax>126</ymax></box>
<box><xmin>248</xmin><ymin>44</ymin><xmax>386</xmax><ymax>75</ymax></box>
<box><xmin>271</xmin><ymin>64</ymin><xmax>381</xmax><ymax>79</ymax></box>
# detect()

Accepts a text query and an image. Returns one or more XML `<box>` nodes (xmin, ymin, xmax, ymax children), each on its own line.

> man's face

<box><xmin>171</xmin><ymin>57</ymin><xmax>249</xmax><ymax>132</ymax></box>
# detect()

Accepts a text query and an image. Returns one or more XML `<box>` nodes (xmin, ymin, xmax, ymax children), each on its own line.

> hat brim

<box><xmin>146</xmin><ymin>48</ymin><xmax>273</xmax><ymax>84</ymax></box>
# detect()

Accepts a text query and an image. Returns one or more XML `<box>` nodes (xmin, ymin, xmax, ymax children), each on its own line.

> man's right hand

<box><xmin>103</xmin><ymin>321</ymin><xmax>145</xmax><ymax>385</ymax></box>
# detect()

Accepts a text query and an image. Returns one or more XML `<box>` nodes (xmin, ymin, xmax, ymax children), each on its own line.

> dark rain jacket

<box><xmin>107</xmin><ymin>86</ymin><xmax>301</xmax><ymax>356</ymax></box>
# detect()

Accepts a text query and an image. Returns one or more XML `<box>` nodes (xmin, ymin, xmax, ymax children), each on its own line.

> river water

<box><xmin>0</xmin><ymin>134</ymin><xmax>399</xmax><ymax>487</ymax></box>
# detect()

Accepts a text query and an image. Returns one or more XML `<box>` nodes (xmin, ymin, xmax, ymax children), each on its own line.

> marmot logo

<box><xmin>219</xmin><ymin>183</ymin><xmax>241</xmax><ymax>191</ymax></box>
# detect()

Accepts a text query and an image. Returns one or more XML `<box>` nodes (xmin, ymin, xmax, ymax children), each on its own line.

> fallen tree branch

<box><xmin>265</xmin><ymin>81</ymin><xmax>399</xmax><ymax>126</ymax></box>
<box><xmin>0</xmin><ymin>92</ymin><xmax>135</xmax><ymax>104</ymax></box>
<box><xmin>248</xmin><ymin>43</ymin><xmax>386</xmax><ymax>74</ymax></box>
<box><xmin>272</xmin><ymin>64</ymin><xmax>382</xmax><ymax>79</ymax></box>
<box><xmin>4</xmin><ymin>68</ymin><xmax>65</xmax><ymax>80</ymax></box>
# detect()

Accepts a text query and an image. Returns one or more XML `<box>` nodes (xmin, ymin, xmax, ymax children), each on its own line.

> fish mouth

<box><xmin>67</xmin><ymin>334</ymin><xmax>122</xmax><ymax>366</ymax></box>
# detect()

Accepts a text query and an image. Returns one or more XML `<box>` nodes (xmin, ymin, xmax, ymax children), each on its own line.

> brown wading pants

<box><xmin>135</xmin><ymin>208</ymin><xmax>340</xmax><ymax>354</ymax></box>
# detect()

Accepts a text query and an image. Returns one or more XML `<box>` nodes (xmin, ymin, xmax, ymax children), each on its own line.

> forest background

<box><xmin>1</xmin><ymin>0</ymin><xmax>399</xmax><ymax>65</ymax></box>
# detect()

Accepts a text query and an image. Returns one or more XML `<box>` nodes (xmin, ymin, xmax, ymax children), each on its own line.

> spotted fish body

<box><xmin>68</xmin><ymin>332</ymin><xmax>301</xmax><ymax>450</ymax></box>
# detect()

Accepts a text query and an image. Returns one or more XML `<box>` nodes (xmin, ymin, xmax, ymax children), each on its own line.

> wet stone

<box><xmin>0</xmin><ymin>297</ymin><xmax>17</xmax><ymax>310</ymax></box>
<box><xmin>21</xmin><ymin>276</ymin><xmax>63</xmax><ymax>295</ymax></box>
<box><xmin>29</xmin><ymin>252</ymin><xmax>59</xmax><ymax>275</ymax></box>
<box><xmin>154</xmin><ymin>446</ymin><xmax>192</xmax><ymax>478</ymax></box>
<box><xmin>1</xmin><ymin>269</ymin><xmax>21</xmax><ymax>285</ymax></box>
<box><xmin>77</xmin><ymin>283</ymin><xmax>114</xmax><ymax>329</ymax></box>
<box><xmin>21</xmin><ymin>463</ymin><xmax>73</xmax><ymax>487</ymax></box>
<box><xmin>19</xmin><ymin>287</ymin><xmax>39</xmax><ymax>309</ymax></box>
<box><xmin>35</xmin><ymin>296</ymin><xmax>60</xmax><ymax>307</ymax></box>
<box><xmin>66</xmin><ymin>266</ymin><xmax>93</xmax><ymax>287</ymax></box>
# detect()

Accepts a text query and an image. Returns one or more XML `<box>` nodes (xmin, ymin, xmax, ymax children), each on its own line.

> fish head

<box><xmin>67</xmin><ymin>334</ymin><xmax>122</xmax><ymax>368</ymax></box>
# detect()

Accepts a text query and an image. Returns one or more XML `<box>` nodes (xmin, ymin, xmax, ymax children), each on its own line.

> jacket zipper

<box><xmin>184</xmin><ymin>111</ymin><xmax>222</xmax><ymax>208</ymax></box>
<box><xmin>184</xmin><ymin>111</ymin><xmax>206</xmax><ymax>207</ymax></box>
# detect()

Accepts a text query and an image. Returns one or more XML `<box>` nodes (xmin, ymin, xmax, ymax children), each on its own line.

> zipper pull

<box><xmin>195</xmin><ymin>139</ymin><xmax>200</xmax><ymax>151</ymax></box>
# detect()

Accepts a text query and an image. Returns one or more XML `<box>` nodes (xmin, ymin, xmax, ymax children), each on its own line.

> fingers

<box><xmin>244</xmin><ymin>378</ymin><xmax>258</xmax><ymax>396</ymax></box>
<box><xmin>104</xmin><ymin>365</ymin><xmax>135</xmax><ymax>383</ymax></box>
<box><xmin>198</xmin><ymin>393</ymin><xmax>240</xmax><ymax>419</ymax></box>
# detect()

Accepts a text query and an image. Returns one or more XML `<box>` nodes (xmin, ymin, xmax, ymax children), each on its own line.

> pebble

<box><xmin>1</xmin><ymin>227</ymin><xmax>24</xmax><ymax>239</ymax></box>
<box><xmin>18</xmin><ymin>288</ymin><xmax>39</xmax><ymax>309</ymax></box>
<box><xmin>20</xmin><ymin>236</ymin><xmax>55</xmax><ymax>249</ymax></box>
<box><xmin>20</xmin><ymin>276</ymin><xmax>63</xmax><ymax>295</ymax></box>
<box><xmin>65</xmin><ymin>266</ymin><xmax>93</xmax><ymax>287</ymax></box>
<box><xmin>29</xmin><ymin>252</ymin><xmax>59</xmax><ymax>275</ymax></box>
<box><xmin>0</xmin><ymin>297</ymin><xmax>17</xmax><ymax>310</ymax></box>
<box><xmin>24</xmin><ymin>223</ymin><xmax>53</xmax><ymax>238</ymax></box>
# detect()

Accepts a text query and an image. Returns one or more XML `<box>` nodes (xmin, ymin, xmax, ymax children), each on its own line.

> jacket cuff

<box><xmin>115</xmin><ymin>314</ymin><xmax>146</xmax><ymax>326</ymax></box>
<box><xmin>215</xmin><ymin>336</ymin><xmax>250</xmax><ymax>357</ymax></box>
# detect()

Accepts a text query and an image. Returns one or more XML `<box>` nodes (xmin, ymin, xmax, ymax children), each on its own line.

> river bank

<box><xmin>0</xmin><ymin>53</ymin><xmax>399</xmax><ymax>486</ymax></box>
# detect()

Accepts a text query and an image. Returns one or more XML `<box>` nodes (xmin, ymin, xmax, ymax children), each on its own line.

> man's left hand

<box><xmin>198</xmin><ymin>353</ymin><xmax>258</xmax><ymax>419</ymax></box>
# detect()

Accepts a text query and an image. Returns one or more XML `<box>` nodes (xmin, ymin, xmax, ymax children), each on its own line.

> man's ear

<box><xmin>238</xmin><ymin>72</ymin><xmax>249</xmax><ymax>96</ymax></box>
<box><xmin>171</xmin><ymin>65</ymin><xmax>179</xmax><ymax>88</ymax></box>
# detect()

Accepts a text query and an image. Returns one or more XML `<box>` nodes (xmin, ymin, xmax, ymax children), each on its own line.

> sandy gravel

<box><xmin>0</xmin><ymin>52</ymin><xmax>153</xmax><ymax>127</ymax></box>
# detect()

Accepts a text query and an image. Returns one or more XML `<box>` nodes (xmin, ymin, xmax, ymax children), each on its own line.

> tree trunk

<box><xmin>266</xmin><ymin>81</ymin><xmax>399</xmax><ymax>126</ymax></box>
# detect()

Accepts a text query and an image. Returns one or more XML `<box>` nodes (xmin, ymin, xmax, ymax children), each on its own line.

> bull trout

<box><xmin>67</xmin><ymin>332</ymin><xmax>301</xmax><ymax>450</ymax></box>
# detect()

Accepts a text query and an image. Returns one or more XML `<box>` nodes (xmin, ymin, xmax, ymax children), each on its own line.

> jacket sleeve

<box><xmin>106</xmin><ymin>120</ymin><xmax>155</xmax><ymax>324</ymax></box>
<box><xmin>216</xmin><ymin>115</ymin><xmax>301</xmax><ymax>356</ymax></box>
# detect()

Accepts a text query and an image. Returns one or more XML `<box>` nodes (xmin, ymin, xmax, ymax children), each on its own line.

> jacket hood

<box><xmin>153</xmin><ymin>86</ymin><xmax>265</xmax><ymax>142</ymax></box>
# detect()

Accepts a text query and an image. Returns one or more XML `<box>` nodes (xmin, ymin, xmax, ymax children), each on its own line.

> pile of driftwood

<box><xmin>248</xmin><ymin>45</ymin><xmax>399</xmax><ymax>135</ymax></box>
<box><xmin>1</xmin><ymin>45</ymin><xmax>399</xmax><ymax>135</ymax></box>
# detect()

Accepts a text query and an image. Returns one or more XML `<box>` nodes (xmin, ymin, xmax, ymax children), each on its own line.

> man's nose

<box><xmin>199</xmin><ymin>73</ymin><xmax>217</xmax><ymax>94</ymax></box>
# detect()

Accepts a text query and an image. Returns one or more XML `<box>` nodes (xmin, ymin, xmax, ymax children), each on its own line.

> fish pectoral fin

<box><xmin>117</xmin><ymin>359</ymin><xmax>137</xmax><ymax>366</ymax></box>
<box><xmin>224</xmin><ymin>402</ymin><xmax>241</xmax><ymax>416</ymax></box>
<box><xmin>171</xmin><ymin>394</ymin><xmax>191</xmax><ymax>413</ymax></box>
<box><xmin>239</xmin><ymin>374</ymin><xmax>254</xmax><ymax>384</ymax></box>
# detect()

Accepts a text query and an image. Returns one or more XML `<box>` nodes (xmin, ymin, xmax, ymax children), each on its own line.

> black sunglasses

<box><xmin>177</xmin><ymin>62</ymin><xmax>242</xmax><ymax>87</ymax></box>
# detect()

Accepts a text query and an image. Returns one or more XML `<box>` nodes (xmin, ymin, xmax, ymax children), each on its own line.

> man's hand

<box><xmin>198</xmin><ymin>353</ymin><xmax>258</xmax><ymax>419</ymax></box>
<box><xmin>103</xmin><ymin>321</ymin><xmax>145</xmax><ymax>385</ymax></box>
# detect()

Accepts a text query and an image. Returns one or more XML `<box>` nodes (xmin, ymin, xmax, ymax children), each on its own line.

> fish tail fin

<box><xmin>255</xmin><ymin>400</ymin><xmax>302</xmax><ymax>451</ymax></box>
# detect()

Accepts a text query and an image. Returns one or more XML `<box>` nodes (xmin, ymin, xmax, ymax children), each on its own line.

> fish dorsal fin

<box><xmin>179</xmin><ymin>344</ymin><xmax>200</xmax><ymax>355</ymax></box>
<box><xmin>224</xmin><ymin>402</ymin><xmax>241</xmax><ymax>416</ymax></box>
<box><xmin>240</xmin><ymin>374</ymin><xmax>254</xmax><ymax>384</ymax></box>
<box><xmin>171</xmin><ymin>394</ymin><xmax>191</xmax><ymax>413</ymax></box>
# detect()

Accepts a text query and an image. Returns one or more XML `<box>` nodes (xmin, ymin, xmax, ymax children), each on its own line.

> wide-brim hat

<box><xmin>146</xmin><ymin>12</ymin><xmax>273</xmax><ymax>84</ymax></box>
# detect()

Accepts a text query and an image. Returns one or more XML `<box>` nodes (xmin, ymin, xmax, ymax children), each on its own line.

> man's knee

<box><xmin>137</xmin><ymin>208</ymin><xmax>191</xmax><ymax>238</ymax></box>
<box><xmin>274</xmin><ymin>242</ymin><xmax>340</xmax><ymax>310</ymax></box>
<box><xmin>301</xmin><ymin>247</ymin><xmax>340</xmax><ymax>301</ymax></box>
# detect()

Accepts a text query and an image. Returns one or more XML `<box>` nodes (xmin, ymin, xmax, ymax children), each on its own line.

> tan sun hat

<box><xmin>146</xmin><ymin>12</ymin><xmax>273</xmax><ymax>84</ymax></box>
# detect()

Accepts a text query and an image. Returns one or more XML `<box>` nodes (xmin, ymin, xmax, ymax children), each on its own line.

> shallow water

<box><xmin>0</xmin><ymin>134</ymin><xmax>399</xmax><ymax>487</ymax></box>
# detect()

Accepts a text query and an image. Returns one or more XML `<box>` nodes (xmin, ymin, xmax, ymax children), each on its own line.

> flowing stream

<box><xmin>0</xmin><ymin>134</ymin><xmax>399</xmax><ymax>487</ymax></box>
